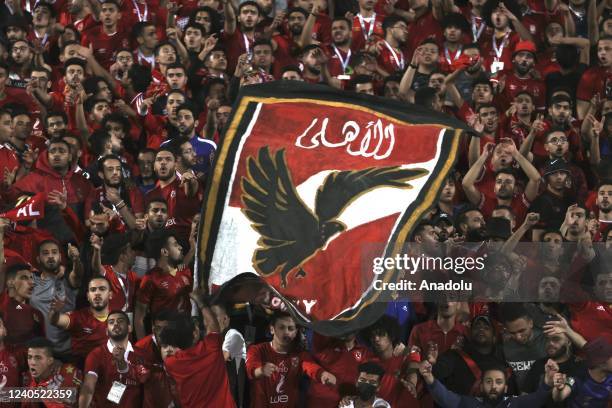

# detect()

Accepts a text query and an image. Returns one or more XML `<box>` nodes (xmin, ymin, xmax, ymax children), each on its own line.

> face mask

<box><xmin>356</xmin><ymin>382</ymin><xmax>377</xmax><ymax>401</ymax></box>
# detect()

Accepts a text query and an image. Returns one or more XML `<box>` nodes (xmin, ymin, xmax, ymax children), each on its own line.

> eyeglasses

<box><xmin>547</xmin><ymin>137</ymin><xmax>568</xmax><ymax>144</ymax></box>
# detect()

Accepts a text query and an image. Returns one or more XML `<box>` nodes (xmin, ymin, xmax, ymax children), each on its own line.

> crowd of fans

<box><xmin>0</xmin><ymin>0</ymin><xmax>610</xmax><ymax>406</ymax></box>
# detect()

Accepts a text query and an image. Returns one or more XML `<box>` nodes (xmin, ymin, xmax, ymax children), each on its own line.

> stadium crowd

<box><xmin>0</xmin><ymin>0</ymin><xmax>610</xmax><ymax>406</ymax></box>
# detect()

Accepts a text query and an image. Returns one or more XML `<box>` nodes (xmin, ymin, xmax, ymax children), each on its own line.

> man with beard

<box><xmin>577</xmin><ymin>36</ymin><xmax>612</xmax><ymax>119</ymax></box>
<box><xmin>420</xmin><ymin>359</ymin><xmax>555</xmax><ymax>407</ymax></box>
<box><xmin>569</xmin><ymin>270</ymin><xmax>612</xmax><ymax>344</ymax></box>
<box><xmin>176</xmin><ymin>104</ymin><xmax>216</xmax><ymax>179</ymax></box>
<box><xmin>50</xmin><ymin>276</ymin><xmax>112</xmax><ymax>363</ymax></box>
<box><xmin>136</xmin><ymin>149</ymin><xmax>156</xmax><ymax>194</ymax></box>
<box><xmin>0</xmin><ymin>264</ymin><xmax>45</xmax><ymax>346</ymax></box>
<box><xmin>84</xmin><ymin>154</ymin><xmax>144</xmax><ymax>230</ymax></box>
<box><xmin>24</xmin><ymin>337</ymin><xmax>82</xmax><ymax>407</ymax></box>
<box><xmin>496</xmin><ymin>40</ymin><xmax>545</xmax><ymax>112</ymax></box>
<box><xmin>463</xmin><ymin>139</ymin><xmax>540</xmax><ymax>224</ymax></box>
<box><xmin>595</xmin><ymin>182</ymin><xmax>612</xmax><ymax>233</ymax></box>
<box><xmin>319</xmin><ymin>17</ymin><xmax>354</xmax><ymax>82</ymax></box>
<box><xmin>134</xmin><ymin>230</ymin><xmax>193</xmax><ymax>340</ymax></box>
<box><xmin>339</xmin><ymin>362</ymin><xmax>391</xmax><ymax>407</ymax></box>
<box><xmin>247</xmin><ymin>311</ymin><xmax>336</xmax><ymax>407</ymax></box>
<box><xmin>528</xmin><ymin>159</ymin><xmax>576</xmax><ymax>240</ymax></box>
<box><xmin>79</xmin><ymin>310</ymin><xmax>148</xmax><ymax>407</ymax></box>
<box><xmin>560</xmin><ymin>203</ymin><xmax>589</xmax><ymax>243</ymax></box>
<box><xmin>500</xmin><ymin>303</ymin><xmax>547</xmax><ymax>393</ymax></box>
<box><xmin>351</xmin><ymin>0</ymin><xmax>385</xmax><ymax>52</ymax></box>
<box><xmin>522</xmin><ymin>331</ymin><xmax>586</xmax><ymax>406</ymax></box>
<box><xmin>132</xmin><ymin>198</ymin><xmax>169</xmax><ymax>275</ymax></box>
<box><xmin>375</xmin><ymin>16</ymin><xmax>407</xmax><ymax>76</ymax></box>
<box><xmin>8</xmin><ymin>39</ymin><xmax>34</xmax><ymax>81</ymax></box>
<box><xmin>58</xmin><ymin>0</ymin><xmax>97</xmax><ymax>33</ymax></box>
<box><xmin>94</xmin><ymin>234</ymin><xmax>139</xmax><ymax>317</ymax></box>
<box><xmin>308</xmin><ymin>332</ymin><xmax>375</xmax><ymax>407</ymax></box>
<box><xmin>223</xmin><ymin>1</ymin><xmax>263</xmax><ymax>75</ymax></box>
<box><xmin>80</xmin><ymin>0</ymin><xmax>130</xmax><ymax>69</ymax></box>
<box><xmin>466</xmin><ymin>104</ymin><xmax>506</xmax><ymax>164</ymax></box>
<box><xmin>455</xmin><ymin>207</ymin><xmax>487</xmax><ymax>242</ymax></box>
<box><xmin>145</xmin><ymin>146</ymin><xmax>201</xmax><ymax>242</ymax></box>
<box><xmin>433</xmin><ymin>315</ymin><xmax>508</xmax><ymax>397</ymax></box>
<box><xmin>272</xmin><ymin>7</ymin><xmax>307</xmax><ymax>78</ymax></box>
<box><xmin>31</xmin><ymin>240</ymin><xmax>81</xmax><ymax>356</ymax></box>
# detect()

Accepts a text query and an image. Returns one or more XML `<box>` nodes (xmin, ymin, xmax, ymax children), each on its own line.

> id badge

<box><xmin>491</xmin><ymin>61</ymin><xmax>504</xmax><ymax>74</ymax></box>
<box><xmin>126</xmin><ymin>312</ymin><xmax>134</xmax><ymax>326</ymax></box>
<box><xmin>107</xmin><ymin>381</ymin><xmax>127</xmax><ymax>404</ymax></box>
<box><xmin>337</xmin><ymin>75</ymin><xmax>351</xmax><ymax>80</ymax></box>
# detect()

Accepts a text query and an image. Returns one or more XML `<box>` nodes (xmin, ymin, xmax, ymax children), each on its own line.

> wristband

<box><xmin>409</xmin><ymin>63</ymin><xmax>418</xmax><ymax>69</ymax></box>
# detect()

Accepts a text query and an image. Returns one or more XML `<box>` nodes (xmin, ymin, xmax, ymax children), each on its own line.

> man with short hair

<box><xmin>341</xmin><ymin>362</ymin><xmax>391</xmax><ymax>407</ymax></box>
<box><xmin>176</xmin><ymin>104</ymin><xmax>216</xmax><ymax>179</ymax></box>
<box><xmin>79</xmin><ymin>310</ymin><xmax>148</xmax><ymax>407</ymax></box>
<box><xmin>376</xmin><ymin>16</ymin><xmax>407</xmax><ymax>76</ymax></box>
<box><xmin>80</xmin><ymin>0</ymin><xmax>130</xmax><ymax>69</ymax></box>
<box><xmin>247</xmin><ymin>311</ymin><xmax>336</xmax><ymax>407</ymax></box>
<box><xmin>0</xmin><ymin>264</ymin><xmax>45</xmax><ymax>346</ymax></box>
<box><xmin>134</xmin><ymin>230</ymin><xmax>193</xmax><ymax>340</ymax></box>
<box><xmin>500</xmin><ymin>303</ymin><xmax>547</xmax><ymax>393</ymax></box>
<box><xmin>223</xmin><ymin>1</ymin><xmax>263</xmax><ymax>74</ymax></box>
<box><xmin>576</xmin><ymin>36</ymin><xmax>612</xmax><ymax>119</ymax></box>
<box><xmin>25</xmin><ymin>337</ymin><xmax>82</xmax><ymax>403</ymax></box>
<box><xmin>50</xmin><ymin>276</ymin><xmax>112</xmax><ymax>362</ymax></box>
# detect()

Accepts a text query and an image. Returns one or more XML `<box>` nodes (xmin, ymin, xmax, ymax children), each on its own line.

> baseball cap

<box><xmin>513</xmin><ymin>40</ymin><xmax>537</xmax><ymax>59</ymax></box>
<box><xmin>583</xmin><ymin>337</ymin><xmax>612</xmax><ymax>368</ymax></box>
<box><xmin>472</xmin><ymin>315</ymin><xmax>494</xmax><ymax>327</ymax></box>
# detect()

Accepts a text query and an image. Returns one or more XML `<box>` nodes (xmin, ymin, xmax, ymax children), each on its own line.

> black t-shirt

<box><xmin>545</xmin><ymin>64</ymin><xmax>587</xmax><ymax>108</ymax></box>
<box><xmin>528</xmin><ymin>190</ymin><xmax>575</xmax><ymax>230</ymax></box>
<box><xmin>523</xmin><ymin>356</ymin><xmax>586</xmax><ymax>407</ymax></box>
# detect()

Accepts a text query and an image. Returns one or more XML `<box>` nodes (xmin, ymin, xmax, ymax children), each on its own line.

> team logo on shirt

<box><xmin>354</xmin><ymin>350</ymin><xmax>362</xmax><ymax>361</ymax></box>
<box><xmin>83</xmin><ymin>327</ymin><xmax>93</xmax><ymax>334</ymax></box>
<box><xmin>290</xmin><ymin>357</ymin><xmax>299</xmax><ymax>368</ymax></box>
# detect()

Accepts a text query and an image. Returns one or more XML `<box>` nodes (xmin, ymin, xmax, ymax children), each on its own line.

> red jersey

<box><xmin>23</xmin><ymin>362</ymin><xmax>82</xmax><ymax>408</ymax></box>
<box><xmin>222</xmin><ymin>28</ymin><xmax>260</xmax><ymax>77</ymax></box>
<box><xmin>307</xmin><ymin>342</ymin><xmax>375</xmax><ymax>407</ymax></box>
<box><xmin>498</xmin><ymin>71</ymin><xmax>546</xmax><ymax>111</ymax></box>
<box><xmin>84</xmin><ymin>340</ymin><xmax>148</xmax><ymax>408</ymax></box>
<box><xmin>0</xmin><ymin>345</ymin><xmax>25</xmax><ymax>389</ymax></box>
<box><xmin>58</xmin><ymin>12</ymin><xmax>97</xmax><ymax>33</ymax></box>
<box><xmin>325</xmin><ymin>45</ymin><xmax>354</xmax><ymax>78</ymax></box>
<box><xmin>247</xmin><ymin>342</ymin><xmax>324</xmax><ymax>408</ymax></box>
<box><xmin>351</xmin><ymin>13</ymin><xmax>385</xmax><ymax>52</ymax></box>
<box><xmin>570</xmin><ymin>302</ymin><xmax>612</xmax><ymax>343</ymax></box>
<box><xmin>0</xmin><ymin>144</ymin><xmax>19</xmax><ymax>177</ymax></box>
<box><xmin>80</xmin><ymin>26</ymin><xmax>130</xmax><ymax>69</ymax></box>
<box><xmin>0</xmin><ymin>294</ymin><xmax>45</xmax><ymax>346</ymax></box>
<box><xmin>65</xmin><ymin>308</ymin><xmax>107</xmax><ymax>359</ymax></box>
<box><xmin>480</xmin><ymin>31</ymin><xmax>520</xmax><ymax>74</ymax></box>
<box><xmin>136</xmin><ymin>266</ymin><xmax>192</xmax><ymax>315</ymax></box>
<box><xmin>377</xmin><ymin>41</ymin><xmax>406</xmax><ymax>74</ymax></box>
<box><xmin>135</xmin><ymin>335</ymin><xmax>179</xmax><ymax>408</ymax></box>
<box><xmin>408</xmin><ymin>319</ymin><xmax>467</xmax><ymax>356</ymax></box>
<box><xmin>479</xmin><ymin>192</ymin><xmax>530</xmax><ymax>225</ymax></box>
<box><xmin>100</xmin><ymin>265</ymin><xmax>139</xmax><ymax>314</ymax></box>
<box><xmin>577</xmin><ymin>65</ymin><xmax>612</xmax><ymax>102</ymax></box>
<box><xmin>145</xmin><ymin>176</ymin><xmax>203</xmax><ymax>240</ymax></box>
<box><xmin>376</xmin><ymin>355</ymin><xmax>419</xmax><ymax>407</ymax></box>
<box><xmin>272</xmin><ymin>34</ymin><xmax>300</xmax><ymax>79</ymax></box>
<box><xmin>165</xmin><ymin>333</ymin><xmax>235</xmax><ymax>408</ymax></box>
<box><xmin>404</xmin><ymin>11</ymin><xmax>443</xmax><ymax>59</ymax></box>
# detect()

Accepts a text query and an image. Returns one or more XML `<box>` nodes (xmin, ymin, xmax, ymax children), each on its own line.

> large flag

<box><xmin>199</xmin><ymin>82</ymin><xmax>470</xmax><ymax>336</ymax></box>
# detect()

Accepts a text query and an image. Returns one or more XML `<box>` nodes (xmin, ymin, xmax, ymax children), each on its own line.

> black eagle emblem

<box><xmin>241</xmin><ymin>147</ymin><xmax>429</xmax><ymax>288</ymax></box>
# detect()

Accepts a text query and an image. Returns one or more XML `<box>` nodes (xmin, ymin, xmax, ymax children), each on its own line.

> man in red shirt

<box><xmin>376</xmin><ymin>16</ymin><xmax>407</xmax><ymax>76</ymax></box>
<box><xmin>145</xmin><ymin>146</ymin><xmax>202</xmax><ymax>242</ymax></box>
<box><xmin>247</xmin><ymin>311</ymin><xmax>336</xmax><ymax>407</ymax></box>
<box><xmin>223</xmin><ymin>1</ymin><xmax>263</xmax><ymax>74</ymax></box>
<box><xmin>577</xmin><ymin>36</ymin><xmax>612</xmax><ymax>119</ymax></box>
<box><xmin>324</xmin><ymin>17</ymin><xmax>354</xmax><ymax>80</ymax></box>
<box><xmin>134</xmin><ymin>229</ymin><xmax>193</xmax><ymax>339</ymax></box>
<box><xmin>0</xmin><ymin>313</ymin><xmax>25</xmax><ymax>390</ymax></box>
<box><xmin>496</xmin><ymin>40</ymin><xmax>546</xmax><ymax>112</ymax></box>
<box><xmin>352</xmin><ymin>0</ymin><xmax>385</xmax><ymax>52</ymax></box>
<box><xmin>463</xmin><ymin>138</ymin><xmax>540</xmax><ymax>223</ymax></box>
<box><xmin>80</xmin><ymin>0</ymin><xmax>130</xmax><ymax>69</ymax></box>
<box><xmin>0</xmin><ymin>264</ymin><xmax>45</xmax><ymax>346</ymax></box>
<box><xmin>161</xmin><ymin>294</ymin><xmax>236</xmax><ymax>407</ymax></box>
<box><xmin>79</xmin><ymin>310</ymin><xmax>148</xmax><ymax>407</ymax></box>
<box><xmin>24</xmin><ymin>337</ymin><xmax>82</xmax><ymax>407</ymax></box>
<box><xmin>50</xmin><ymin>276</ymin><xmax>112</xmax><ymax>363</ymax></box>
<box><xmin>570</xmin><ymin>270</ymin><xmax>612</xmax><ymax>344</ymax></box>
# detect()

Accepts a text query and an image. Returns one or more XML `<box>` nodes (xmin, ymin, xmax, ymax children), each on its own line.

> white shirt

<box><xmin>346</xmin><ymin>397</ymin><xmax>391</xmax><ymax>408</ymax></box>
<box><xmin>223</xmin><ymin>328</ymin><xmax>246</xmax><ymax>373</ymax></box>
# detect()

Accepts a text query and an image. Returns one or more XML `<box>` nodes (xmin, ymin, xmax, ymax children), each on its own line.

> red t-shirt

<box><xmin>80</xmin><ymin>26</ymin><xmax>130</xmax><ymax>69</ymax></box>
<box><xmin>145</xmin><ymin>176</ymin><xmax>203</xmax><ymax>241</ymax></box>
<box><xmin>570</xmin><ymin>302</ymin><xmax>612</xmax><ymax>343</ymax></box>
<box><xmin>23</xmin><ymin>362</ymin><xmax>82</xmax><ymax>408</ymax></box>
<box><xmin>272</xmin><ymin>34</ymin><xmax>300</xmax><ymax>79</ymax></box>
<box><xmin>479</xmin><ymin>192</ymin><xmax>530</xmax><ymax>224</ymax></box>
<box><xmin>498</xmin><ymin>71</ymin><xmax>546</xmax><ymax>111</ymax></box>
<box><xmin>408</xmin><ymin>319</ymin><xmax>467</xmax><ymax>356</ymax></box>
<box><xmin>351</xmin><ymin>13</ymin><xmax>385</xmax><ymax>52</ymax></box>
<box><xmin>137</xmin><ymin>266</ymin><xmax>192</xmax><ymax>315</ymax></box>
<box><xmin>576</xmin><ymin>65</ymin><xmax>612</xmax><ymax>102</ymax></box>
<box><xmin>247</xmin><ymin>342</ymin><xmax>324</xmax><ymax>408</ymax></box>
<box><xmin>0</xmin><ymin>346</ymin><xmax>25</xmax><ymax>389</ymax></box>
<box><xmin>65</xmin><ymin>308</ymin><xmax>108</xmax><ymax>359</ymax></box>
<box><xmin>480</xmin><ymin>31</ymin><xmax>520</xmax><ymax>74</ymax></box>
<box><xmin>165</xmin><ymin>333</ymin><xmax>235</xmax><ymax>408</ymax></box>
<box><xmin>84</xmin><ymin>340</ymin><xmax>148</xmax><ymax>408</ymax></box>
<box><xmin>222</xmin><ymin>28</ymin><xmax>260</xmax><ymax>78</ymax></box>
<box><xmin>376</xmin><ymin>354</ymin><xmax>419</xmax><ymax>407</ymax></box>
<box><xmin>0</xmin><ymin>294</ymin><xmax>45</xmax><ymax>346</ymax></box>
<box><xmin>136</xmin><ymin>335</ymin><xmax>178</xmax><ymax>408</ymax></box>
<box><xmin>308</xmin><ymin>342</ymin><xmax>374</xmax><ymax>406</ymax></box>
<box><xmin>100</xmin><ymin>265</ymin><xmax>140</xmax><ymax>314</ymax></box>
<box><xmin>325</xmin><ymin>45</ymin><xmax>354</xmax><ymax>78</ymax></box>
<box><xmin>404</xmin><ymin>11</ymin><xmax>443</xmax><ymax>59</ymax></box>
<box><xmin>0</xmin><ymin>144</ymin><xmax>19</xmax><ymax>176</ymax></box>
<box><xmin>58</xmin><ymin>12</ymin><xmax>97</xmax><ymax>33</ymax></box>
<box><xmin>377</xmin><ymin>41</ymin><xmax>406</xmax><ymax>75</ymax></box>
<box><xmin>84</xmin><ymin>185</ymin><xmax>145</xmax><ymax>223</ymax></box>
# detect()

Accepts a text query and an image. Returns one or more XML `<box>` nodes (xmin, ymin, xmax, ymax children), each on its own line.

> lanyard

<box><xmin>383</xmin><ymin>41</ymin><xmax>404</xmax><ymax>70</ymax></box>
<box><xmin>332</xmin><ymin>45</ymin><xmax>352</xmax><ymax>73</ymax></box>
<box><xmin>243</xmin><ymin>33</ymin><xmax>252</xmax><ymax>54</ymax></box>
<box><xmin>34</xmin><ymin>30</ymin><xmax>49</xmax><ymax>47</ymax></box>
<box><xmin>471</xmin><ymin>15</ymin><xmax>485</xmax><ymax>42</ymax></box>
<box><xmin>492</xmin><ymin>31</ymin><xmax>510</xmax><ymax>61</ymax></box>
<box><xmin>138</xmin><ymin>49</ymin><xmax>155</xmax><ymax>67</ymax></box>
<box><xmin>114</xmin><ymin>268</ymin><xmax>130</xmax><ymax>312</ymax></box>
<box><xmin>357</xmin><ymin>13</ymin><xmax>376</xmax><ymax>42</ymax></box>
<box><xmin>132</xmin><ymin>0</ymin><xmax>148</xmax><ymax>22</ymax></box>
<box><xmin>444</xmin><ymin>45</ymin><xmax>462</xmax><ymax>65</ymax></box>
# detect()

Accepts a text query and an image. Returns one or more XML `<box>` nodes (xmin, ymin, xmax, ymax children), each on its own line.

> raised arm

<box><xmin>462</xmin><ymin>143</ymin><xmax>493</xmax><ymax>205</ymax></box>
<box><xmin>502</xmin><ymin>3</ymin><xmax>534</xmax><ymax>42</ymax></box>
<box><xmin>506</xmin><ymin>139</ymin><xmax>541</xmax><ymax>201</ymax></box>
<box><xmin>224</xmin><ymin>0</ymin><xmax>237</xmax><ymax>35</ymax></box>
